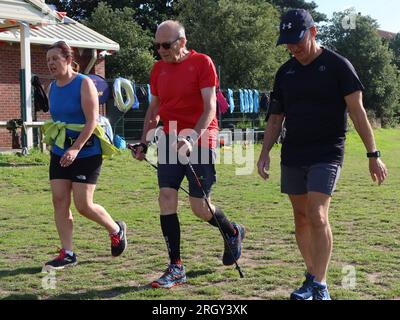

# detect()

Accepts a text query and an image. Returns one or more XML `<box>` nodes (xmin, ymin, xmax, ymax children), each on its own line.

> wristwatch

<box><xmin>367</xmin><ymin>151</ymin><xmax>381</xmax><ymax>158</ymax></box>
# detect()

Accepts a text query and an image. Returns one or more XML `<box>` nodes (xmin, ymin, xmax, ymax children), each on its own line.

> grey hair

<box><xmin>157</xmin><ymin>20</ymin><xmax>186</xmax><ymax>38</ymax></box>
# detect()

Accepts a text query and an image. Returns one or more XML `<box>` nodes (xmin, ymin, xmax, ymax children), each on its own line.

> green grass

<box><xmin>0</xmin><ymin>129</ymin><xmax>399</xmax><ymax>300</ymax></box>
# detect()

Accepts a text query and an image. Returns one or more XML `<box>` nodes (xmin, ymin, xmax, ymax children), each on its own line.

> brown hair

<box><xmin>48</xmin><ymin>41</ymin><xmax>80</xmax><ymax>72</ymax></box>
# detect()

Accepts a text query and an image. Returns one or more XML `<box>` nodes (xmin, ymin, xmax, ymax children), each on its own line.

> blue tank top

<box><xmin>49</xmin><ymin>73</ymin><xmax>101</xmax><ymax>158</ymax></box>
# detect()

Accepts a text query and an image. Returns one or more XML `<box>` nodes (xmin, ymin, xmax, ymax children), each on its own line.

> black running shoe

<box><xmin>110</xmin><ymin>221</ymin><xmax>127</xmax><ymax>257</ymax></box>
<box><xmin>222</xmin><ymin>223</ymin><xmax>245</xmax><ymax>266</ymax></box>
<box><xmin>44</xmin><ymin>249</ymin><xmax>77</xmax><ymax>271</ymax></box>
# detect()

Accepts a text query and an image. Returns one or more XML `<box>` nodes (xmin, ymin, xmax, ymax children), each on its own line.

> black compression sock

<box><xmin>160</xmin><ymin>214</ymin><xmax>181</xmax><ymax>265</ymax></box>
<box><xmin>207</xmin><ymin>207</ymin><xmax>236</xmax><ymax>237</ymax></box>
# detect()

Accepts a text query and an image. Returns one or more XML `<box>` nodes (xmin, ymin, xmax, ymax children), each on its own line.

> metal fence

<box><xmin>105</xmin><ymin>81</ymin><xmax>270</xmax><ymax>142</ymax></box>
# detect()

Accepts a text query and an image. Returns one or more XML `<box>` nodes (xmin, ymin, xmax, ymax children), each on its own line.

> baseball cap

<box><xmin>276</xmin><ymin>9</ymin><xmax>315</xmax><ymax>46</ymax></box>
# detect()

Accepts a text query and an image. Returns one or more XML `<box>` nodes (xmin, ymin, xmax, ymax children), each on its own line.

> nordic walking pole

<box><xmin>186</xmin><ymin>157</ymin><xmax>244</xmax><ymax>278</ymax></box>
<box><xmin>127</xmin><ymin>143</ymin><xmax>190</xmax><ymax>196</ymax></box>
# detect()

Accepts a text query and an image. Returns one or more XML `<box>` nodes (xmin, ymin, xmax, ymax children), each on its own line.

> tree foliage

<box><xmin>84</xmin><ymin>2</ymin><xmax>155</xmax><ymax>82</ymax></box>
<box><xmin>47</xmin><ymin>0</ymin><xmax>178</xmax><ymax>33</ymax></box>
<box><xmin>46</xmin><ymin>1</ymin><xmax>400</xmax><ymax>125</ymax></box>
<box><xmin>389</xmin><ymin>33</ymin><xmax>400</xmax><ymax>70</ymax></box>
<box><xmin>177</xmin><ymin>0</ymin><xmax>288</xmax><ymax>90</ymax></box>
<box><xmin>267</xmin><ymin>0</ymin><xmax>327</xmax><ymax>23</ymax></box>
<box><xmin>319</xmin><ymin>10</ymin><xmax>400</xmax><ymax>126</ymax></box>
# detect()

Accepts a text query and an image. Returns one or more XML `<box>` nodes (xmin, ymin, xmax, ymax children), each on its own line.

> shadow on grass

<box><xmin>48</xmin><ymin>284</ymin><xmax>152</xmax><ymax>300</ymax></box>
<box><xmin>1</xmin><ymin>294</ymin><xmax>39</xmax><ymax>300</ymax></box>
<box><xmin>0</xmin><ymin>267</ymin><xmax>42</xmax><ymax>278</ymax></box>
<box><xmin>0</xmin><ymin>162</ymin><xmax>47</xmax><ymax>167</ymax></box>
<box><xmin>186</xmin><ymin>268</ymin><xmax>215</xmax><ymax>278</ymax></box>
<box><xmin>0</xmin><ymin>260</ymin><xmax>100</xmax><ymax>280</ymax></box>
<box><xmin>47</xmin><ymin>268</ymin><xmax>217</xmax><ymax>299</ymax></box>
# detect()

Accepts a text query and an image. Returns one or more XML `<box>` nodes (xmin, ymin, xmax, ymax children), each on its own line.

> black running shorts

<box><xmin>49</xmin><ymin>153</ymin><xmax>102</xmax><ymax>184</ymax></box>
<box><xmin>157</xmin><ymin>146</ymin><xmax>217</xmax><ymax>198</ymax></box>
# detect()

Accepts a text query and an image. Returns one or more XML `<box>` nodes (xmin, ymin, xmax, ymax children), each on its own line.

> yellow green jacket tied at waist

<box><xmin>43</xmin><ymin>120</ymin><xmax>120</xmax><ymax>158</ymax></box>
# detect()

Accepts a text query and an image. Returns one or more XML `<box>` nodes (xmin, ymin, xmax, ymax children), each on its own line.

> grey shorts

<box><xmin>281</xmin><ymin>162</ymin><xmax>341</xmax><ymax>196</ymax></box>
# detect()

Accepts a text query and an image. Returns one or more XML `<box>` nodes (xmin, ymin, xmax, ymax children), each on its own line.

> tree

<box><xmin>85</xmin><ymin>2</ymin><xmax>155</xmax><ymax>82</ymax></box>
<box><xmin>127</xmin><ymin>1</ymin><xmax>178</xmax><ymax>34</ymax></box>
<box><xmin>389</xmin><ymin>33</ymin><xmax>400</xmax><ymax>70</ymax></box>
<box><xmin>177</xmin><ymin>0</ymin><xmax>288</xmax><ymax>90</ymax></box>
<box><xmin>319</xmin><ymin>10</ymin><xmax>400</xmax><ymax>126</ymax></box>
<box><xmin>47</xmin><ymin>0</ymin><xmax>179</xmax><ymax>33</ymax></box>
<box><xmin>267</xmin><ymin>0</ymin><xmax>327</xmax><ymax>23</ymax></box>
<box><xmin>47</xmin><ymin>0</ymin><xmax>110</xmax><ymax>20</ymax></box>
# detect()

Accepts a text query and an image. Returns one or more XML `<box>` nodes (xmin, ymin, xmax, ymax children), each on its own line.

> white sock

<box><xmin>313</xmin><ymin>280</ymin><xmax>327</xmax><ymax>287</ymax></box>
<box><xmin>110</xmin><ymin>225</ymin><xmax>121</xmax><ymax>236</ymax></box>
<box><xmin>65</xmin><ymin>249</ymin><xmax>74</xmax><ymax>257</ymax></box>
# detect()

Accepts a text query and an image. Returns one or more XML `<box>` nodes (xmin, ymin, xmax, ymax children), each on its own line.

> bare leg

<box><xmin>189</xmin><ymin>196</ymin><xmax>214</xmax><ymax>221</ymax></box>
<box><xmin>72</xmin><ymin>182</ymin><xmax>119</xmax><ymax>234</ymax></box>
<box><xmin>159</xmin><ymin>188</ymin><xmax>179</xmax><ymax>216</ymax></box>
<box><xmin>307</xmin><ymin>192</ymin><xmax>332</xmax><ymax>283</ymax></box>
<box><xmin>289</xmin><ymin>194</ymin><xmax>314</xmax><ymax>275</ymax></box>
<box><xmin>50</xmin><ymin>179</ymin><xmax>73</xmax><ymax>251</ymax></box>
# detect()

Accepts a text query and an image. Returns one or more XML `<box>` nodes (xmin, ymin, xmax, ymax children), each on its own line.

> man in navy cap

<box><xmin>257</xmin><ymin>9</ymin><xmax>387</xmax><ymax>300</ymax></box>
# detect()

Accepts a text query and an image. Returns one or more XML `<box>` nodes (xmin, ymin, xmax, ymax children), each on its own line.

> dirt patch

<box><xmin>367</xmin><ymin>272</ymin><xmax>381</xmax><ymax>284</ymax></box>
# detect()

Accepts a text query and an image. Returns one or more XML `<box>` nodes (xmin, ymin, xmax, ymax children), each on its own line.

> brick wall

<box><xmin>0</xmin><ymin>42</ymin><xmax>107</xmax><ymax>148</ymax></box>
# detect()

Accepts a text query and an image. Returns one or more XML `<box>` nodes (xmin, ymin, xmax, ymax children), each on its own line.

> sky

<box><xmin>312</xmin><ymin>0</ymin><xmax>400</xmax><ymax>33</ymax></box>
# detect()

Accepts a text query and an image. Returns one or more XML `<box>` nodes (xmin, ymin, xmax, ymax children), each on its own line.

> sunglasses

<box><xmin>154</xmin><ymin>37</ymin><xmax>181</xmax><ymax>50</ymax></box>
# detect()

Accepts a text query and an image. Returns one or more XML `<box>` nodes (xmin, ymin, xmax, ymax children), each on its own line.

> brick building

<box><xmin>0</xmin><ymin>9</ymin><xmax>119</xmax><ymax>149</ymax></box>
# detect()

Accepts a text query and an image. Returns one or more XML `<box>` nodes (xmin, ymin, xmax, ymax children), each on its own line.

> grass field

<box><xmin>0</xmin><ymin>129</ymin><xmax>399</xmax><ymax>300</ymax></box>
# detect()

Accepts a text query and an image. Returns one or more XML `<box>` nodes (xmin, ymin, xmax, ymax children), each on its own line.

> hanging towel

<box><xmin>253</xmin><ymin>90</ymin><xmax>260</xmax><ymax>113</ymax></box>
<box><xmin>244</xmin><ymin>89</ymin><xmax>249</xmax><ymax>113</ymax></box>
<box><xmin>147</xmin><ymin>84</ymin><xmax>151</xmax><ymax>104</ymax></box>
<box><xmin>227</xmin><ymin>89</ymin><xmax>235</xmax><ymax>113</ymax></box>
<box><xmin>216</xmin><ymin>89</ymin><xmax>229</xmax><ymax>114</ymax></box>
<box><xmin>248</xmin><ymin>90</ymin><xmax>254</xmax><ymax>113</ymax></box>
<box><xmin>239</xmin><ymin>89</ymin><xmax>245</xmax><ymax>112</ymax></box>
<box><xmin>132</xmin><ymin>82</ymin><xmax>139</xmax><ymax>109</ymax></box>
<box><xmin>260</xmin><ymin>93</ymin><xmax>269</xmax><ymax>111</ymax></box>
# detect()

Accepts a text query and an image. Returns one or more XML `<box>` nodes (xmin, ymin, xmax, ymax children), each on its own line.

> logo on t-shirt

<box><xmin>286</xmin><ymin>69</ymin><xmax>296</xmax><ymax>75</ymax></box>
<box><xmin>319</xmin><ymin>65</ymin><xmax>327</xmax><ymax>72</ymax></box>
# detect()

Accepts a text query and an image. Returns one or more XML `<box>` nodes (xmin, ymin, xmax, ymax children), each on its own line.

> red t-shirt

<box><xmin>150</xmin><ymin>50</ymin><xmax>219</xmax><ymax>148</ymax></box>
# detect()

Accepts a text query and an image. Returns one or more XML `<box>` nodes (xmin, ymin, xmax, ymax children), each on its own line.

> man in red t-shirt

<box><xmin>133</xmin><ymin>20</ymin><xmax>245</xmax><ymax>289</ymax></box>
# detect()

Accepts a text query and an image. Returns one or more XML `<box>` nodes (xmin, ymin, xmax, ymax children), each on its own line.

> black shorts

<box><xmin>157</xmin><ymin>147</ymin><xmax>217</xmax><ymax>198</ymax></box>
<box><xmin>49</xmin><ymin>153</ymin><xmax>102</xmax><ymax>184</ymax></box>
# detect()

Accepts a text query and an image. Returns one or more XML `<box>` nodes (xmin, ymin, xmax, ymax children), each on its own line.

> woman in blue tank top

<box><xmin>44</xmin><ymin>41</ymin><xmax>127</xmax><ymax>270</ymax></box>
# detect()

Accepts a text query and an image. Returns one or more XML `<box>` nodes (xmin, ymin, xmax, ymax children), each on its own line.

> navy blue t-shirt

<box><xmin>271</xmin><ymin>48</ymin><xmax>364</xmax><ymax>166</ymax></box>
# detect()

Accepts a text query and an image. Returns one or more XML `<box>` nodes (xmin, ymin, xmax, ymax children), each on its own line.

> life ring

<box><xmin>113</xmin><ymin>77</ymin><xmax>135</xmax><ymax>112</ymax></box>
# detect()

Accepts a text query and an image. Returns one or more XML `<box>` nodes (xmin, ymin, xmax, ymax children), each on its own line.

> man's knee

<box><xmin>159</xmin><ymin>189</ymin><xmax>178</xmax><ymax>213</ymax></box>
<box><xmin>293</xmin><ymin>209</ymin><xmax>308</xmax><ymax>228</ymax></box>
<box><xmin>307</xmin><ymin>207</ymin><xmax>329</xmax><ymax>229</ymax></box>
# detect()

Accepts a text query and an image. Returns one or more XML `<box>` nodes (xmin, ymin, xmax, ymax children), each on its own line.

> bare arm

<box><xmin>193</xmin><ymin>86</ymin><xmax>217</xmax><ymax>138</ymax></box>
<box><xmin>140</xmin><ymin>95</ymin><xmax>160</xmax><ymax>144</ymax></box>
<box><xmin>60</xmin><ymin>76</ymin><xmax>98</xmax><ymax>167</ymax></box>
<box><xmin>176</xmin><ymin>86</ymin><xmax>216</xmax><ymax>155</ymax></box>
<box><xmin>346</xmin><ymin>90</ymin><xmax>388</xmax><ymax>185</ymax></box>
<box><xmin>257</xmin><ymin>114</ymin><xmax>285</xmax><ymax>180</ymax></box>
